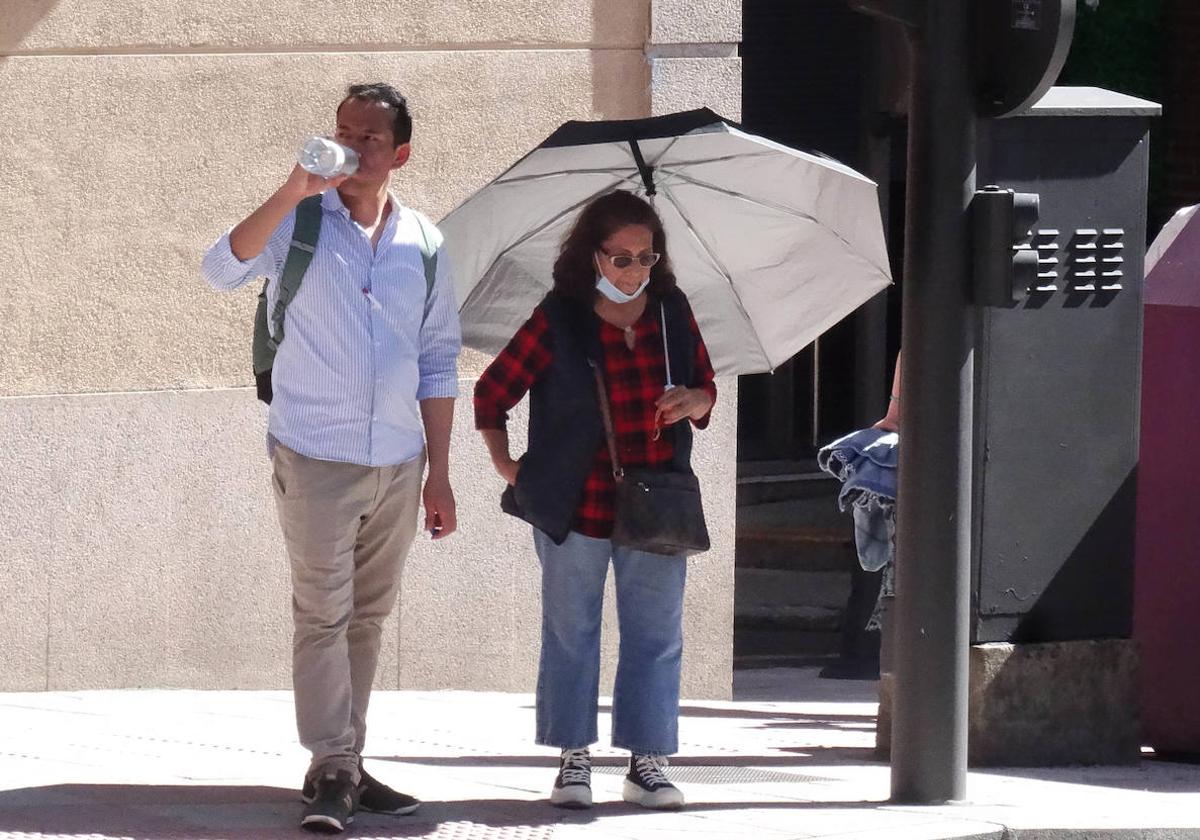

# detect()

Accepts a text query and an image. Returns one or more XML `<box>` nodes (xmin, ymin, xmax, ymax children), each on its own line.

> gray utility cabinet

<box><xmin>971</xmin><ymin>87</ymin><xmax>1161</xmax><ymax>644</ymax></box>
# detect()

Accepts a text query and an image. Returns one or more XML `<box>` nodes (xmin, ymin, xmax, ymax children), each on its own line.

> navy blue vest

<box><xmin>500</xmin><ymin>287</ymin><xmax>698</xmax><ymax>544</ymax></box>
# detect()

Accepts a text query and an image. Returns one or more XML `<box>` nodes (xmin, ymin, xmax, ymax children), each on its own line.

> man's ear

<box><xmin>391</xmin><ymin>142</ymin><xmax>412</xmax><ymax>171</ymax></box>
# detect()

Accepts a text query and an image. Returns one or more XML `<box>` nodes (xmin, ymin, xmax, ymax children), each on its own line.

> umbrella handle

<box><xmin>629</xmin><ymin>139</ymin><xmax>656</xmax><ymax>196</ymax></box>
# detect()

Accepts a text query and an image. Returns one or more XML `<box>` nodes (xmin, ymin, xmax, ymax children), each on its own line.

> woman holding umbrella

<box><xmin>474</xmin><ymin>190</ymin><xmax>716</xmax><ymax>811</ymax></box>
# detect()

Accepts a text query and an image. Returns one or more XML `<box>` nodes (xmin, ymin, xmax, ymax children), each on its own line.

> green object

<box><xmin>251</xmin><ymin>196</ymin><xmax>441</xmax><ymax>404</ymax></box>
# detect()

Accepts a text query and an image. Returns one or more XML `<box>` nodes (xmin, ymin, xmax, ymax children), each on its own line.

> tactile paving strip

<box><xmin>425</xmin><ymin>824</ymin><xmax>555</xmax><ymax>840</ymax></box>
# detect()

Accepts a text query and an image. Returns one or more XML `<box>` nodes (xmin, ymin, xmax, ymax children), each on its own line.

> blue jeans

<box><xmin>533</xmin><ymin>528</ymin><xmax>687</xmax><ymax>755</ymax></box>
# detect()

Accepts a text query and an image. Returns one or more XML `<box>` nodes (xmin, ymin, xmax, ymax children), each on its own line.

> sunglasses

<box><xmin>597</xmin><ymin>250</ymin><xmax>661</xmax><ymax>270</ymax></box>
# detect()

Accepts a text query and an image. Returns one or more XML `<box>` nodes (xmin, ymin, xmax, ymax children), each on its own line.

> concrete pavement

<box><xmin>0</xmin><ymin>667</ymin><xmax>1197</xmax><ymax>839</ymax></box>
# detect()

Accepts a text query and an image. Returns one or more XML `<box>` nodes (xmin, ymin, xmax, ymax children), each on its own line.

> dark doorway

<box><xmin>735</xmin><ymin>0</ymin><xmax>904</xmax><ymax>673</ymax></box>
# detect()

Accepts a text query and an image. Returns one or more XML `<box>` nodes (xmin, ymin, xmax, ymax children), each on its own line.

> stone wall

<box><xmin>0</xmin><ymin>0</ymin><xmax>741</xmax><ymax>697</ymax></box>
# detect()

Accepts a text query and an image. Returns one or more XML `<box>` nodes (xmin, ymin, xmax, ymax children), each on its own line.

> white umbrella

<box><xmin>440</xmin><ymin>109</ymin><xmax>892</xmax><ymax>376</ymax></box>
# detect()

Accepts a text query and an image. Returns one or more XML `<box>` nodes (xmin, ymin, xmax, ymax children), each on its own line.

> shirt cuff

<box><xmin>416</xmin><ymin>374</ymin><xmax>460</xmax><ymax>401</ymax></box>
<box><xmin>201</xmin><ymin>230</ymin><xmax>257</xmax><ymax>291</ymax></box>
<box><xmin>473</xmin><ymin>407</ymin><xmax>508</xmax><ymax>431</ymax></box>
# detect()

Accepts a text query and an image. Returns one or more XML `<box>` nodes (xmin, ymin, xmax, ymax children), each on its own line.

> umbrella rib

<box><xmin>647</xmin><ymin>135</ymin><xmax>683</xmax><ymax>167</ymax></box>
<box><xmin>652</xmin><ymin>151</ymin><xmax>779</xmax><ymax>170</ymax></box>
<box><xmin>660</xmin><ymin>184</ymin><xmax>773</xmax><ymax>371</ymax></box>
<box><xmin>657</xmin><ymin>169</ymin><xmax>892</xmax><ymax>279</ymax></box>
<box><xmin>483</xmin><ymin>175</ymin><xmax>638</xmax><ymax>274</ymax></box>
<box><xmin>487</xmin><ymin>153</ymin><xmax>776</xmax><ymax>189</ymax></box>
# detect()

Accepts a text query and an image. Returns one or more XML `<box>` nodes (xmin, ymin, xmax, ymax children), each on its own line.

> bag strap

<box><xmin>266</xmin><ymin>194</ymin><xmax>323</xmax><ymax>351</ymax></box>
<box><xmin>410</xmin><ymin>209</ymin><xmax>441</xmax><ymax>324</ymax></box>
<box><xmin>592</xmin><ymin>301</ymin><xmax>675</xmax><ymax>480</ymax></box>
<box><xmin>589</xmin><ymin>360</ymin><xmax>624</xmax><ymax>480</ymax></box>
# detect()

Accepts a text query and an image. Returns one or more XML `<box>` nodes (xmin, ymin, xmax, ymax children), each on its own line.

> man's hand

<box><xmin>228</xmin><ymin>165</ymin><xmax>349</xmax><ymax>261</ymax></box>
<box><xmin>282</xmin><ymin>163</ymin><xmax>349</xmax><ymax>201</ymax></box>
<box><xmin>422</xmin><ymin>471</ymin><xmax>457</xmax><ymax>540</ymax></box>
<box><xmin>654</xmin><ymin>386</ymin><xmax>714</xmax><ymax>426</ymax></box>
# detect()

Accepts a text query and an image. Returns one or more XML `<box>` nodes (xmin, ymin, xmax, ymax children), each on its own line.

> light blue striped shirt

<box><xmin>201</xmin><ymin>189</ymin><xmax>461</xmax><ymax>467</ymax></box>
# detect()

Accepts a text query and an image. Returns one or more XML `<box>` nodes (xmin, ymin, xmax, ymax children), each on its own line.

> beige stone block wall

<box><xmin>651</xmin><ymin>0</ymin><xmax>741</xmax><ymax>44</ymax></box>
<box><xmin>0</xmin><ymin>380</ymin><xmax>736</xmax><ymax>697</ymax></box>
<box><xmin>2</xmin><ymin>1</ymin><xmax>649</xmax><ymax>53</ymax></box>
<box><xmin>0</xmin><ymin>50</ymin><xmax>649</xmax><ymax>396</ymax></box>
<box><xmin>0</xmin><ymin>391</ymin><xmax>299</xmax><ymax>690</ymax></box>
<box><xmin>647</xmin><ymin>0</ymin><xmax>740</xmax><ymax>121</ymax></box>
<box><xmin>1</xmin><ymin>0</ymin><xmax>742</xmax><ymax>698</ymax></box>
<box><xmin>651</xmin><ymin>57</ymin><xmax>742</xmax><ymax>120</ymax></box>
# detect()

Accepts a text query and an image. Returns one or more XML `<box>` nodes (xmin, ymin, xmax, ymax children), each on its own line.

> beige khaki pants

<box><xmin>272</xmin><ymin>443</ymin><xmax>424</xmax><ymax>783</ymax></box>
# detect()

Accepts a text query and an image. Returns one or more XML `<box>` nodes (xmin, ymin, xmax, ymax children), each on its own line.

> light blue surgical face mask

<box><xmin>596</xmin><ymin>273</ymin><xmax>650</xmax><ymax>303</ymax></box>
<box><xmin>595</xmin><ymin>257</ymin><xmax>651</xmax><ymax>303</ymax></box>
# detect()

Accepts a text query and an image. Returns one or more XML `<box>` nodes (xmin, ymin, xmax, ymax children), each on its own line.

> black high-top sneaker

<box><xmin>623</xmin><ymin>754</ymin><xmax>685</xmax><ymax>810</ymax></box>
<box><xmin>550</xmin><ymin>747</ymin><xmax>592</xmax><ymax>809</ymax></box>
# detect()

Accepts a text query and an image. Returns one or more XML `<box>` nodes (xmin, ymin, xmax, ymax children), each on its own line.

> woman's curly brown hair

<box><xmin>552</xmin><ymin>190</ymin><xmax>677</xmax><ymax>303</ymax></box>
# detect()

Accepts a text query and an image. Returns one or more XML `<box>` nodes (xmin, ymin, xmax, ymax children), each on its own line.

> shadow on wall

<box><xmin>0</xmin><ymin>0</ymin><xmax>61</xmax><ymax>58</ymax></box>
<box><xmin>592</xmin><ymin>0</ymin><xmax>652</xmax><ymax>119</ymax></box>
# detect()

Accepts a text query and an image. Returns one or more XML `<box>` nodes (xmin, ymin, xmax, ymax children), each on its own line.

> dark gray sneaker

<box><xmin>300</xmin><ymin>769</ymin><xmax>358</xmax><ymax>833</ymax></box>
<box><xmin>357</xmin><ymin>765</ymin><xmax>421</xmax><ymax>815</ymax></box>
<box><xmin>302</xmin><ymin>764</ymin><xmax>420</xmax><ymax>816</ymax></box>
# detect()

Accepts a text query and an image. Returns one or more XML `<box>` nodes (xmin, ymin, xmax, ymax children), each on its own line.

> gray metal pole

<box><xmin>890</xmin><ymin>0</ymin><xmax>976</xmax><ymax>803</ymax></box>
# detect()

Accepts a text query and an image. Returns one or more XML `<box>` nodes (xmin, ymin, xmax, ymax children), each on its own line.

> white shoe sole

<box><xmin>360</xmin><ymin>800</ymin><xmax>420</xmax><ymax>816</ymax></box>
<box><xmin>305</xmin><ymin>786</ymin><xmax>420</xmax><ymax>816</ymax></box>
<box><xmin>622</xmin><ymin>778</ymin><xmax>685</xmax><ymax>810</ymax></box>
<box><xmin>550</xmin><ymin>785</ymin><xmax>593</xmax><ymax>809</ymax></box>
<box><xmin>300</xmin><ymin>812</ymin><xmax>354</xmax><ymax>833</ymax></box>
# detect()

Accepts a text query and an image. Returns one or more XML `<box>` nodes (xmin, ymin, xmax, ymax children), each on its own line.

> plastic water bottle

<box><xmin>297</xmin><ymin>136</ymin><xmax>359</xmax><ymax>178</ymax></box>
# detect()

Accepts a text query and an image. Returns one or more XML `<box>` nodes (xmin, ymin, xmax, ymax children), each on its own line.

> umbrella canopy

<box><xmin>440</xmin><ymin>108</ymin><xmax>892</xmax><ymax>376</ymax></box>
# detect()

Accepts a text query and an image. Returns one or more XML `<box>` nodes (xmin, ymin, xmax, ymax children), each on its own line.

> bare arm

<box><xmin>419</xmin><ymin>396</ymin><xmax>457</xmax><ymax>539</ymax></box>
<box><xmin>229</xmin><ymin>165</ymin><xmax>346</xmax><ymax>261</ymax></box>
<box><xmin>873</xmin><ymin>351</ymin><xmax>902</xmax><ymax>432</ymax></box>
<box><xmin>479</xmin><ymin>428</ymin><xmax>519</xmax><ymax>485</ymax></box>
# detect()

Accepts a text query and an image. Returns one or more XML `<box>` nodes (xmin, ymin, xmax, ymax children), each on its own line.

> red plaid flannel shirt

<box><xmin>474</xmin><ymin>298</ymin><xmax>717</xmax><ymax>538</ymax></box>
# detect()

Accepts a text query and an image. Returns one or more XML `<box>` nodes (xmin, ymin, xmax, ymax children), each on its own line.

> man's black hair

<box><xmin>338</xmin><ymin>82</ymin><xmax>413</xmax><ymax>146</ymax></box>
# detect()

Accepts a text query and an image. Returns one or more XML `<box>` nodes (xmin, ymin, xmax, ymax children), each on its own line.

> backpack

<box><xmin>251</xmin><ymin>194</ymin><xmax>442</xmax><ymax>404</ymax></box>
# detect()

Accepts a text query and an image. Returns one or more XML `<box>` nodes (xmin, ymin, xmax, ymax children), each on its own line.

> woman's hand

<box><xmin>494</xmin><ymin>456</ymin><xmax>520</xmax><ymax>486</ymax></box>
<box><xmin>873</xmin><ymin>398</ymin><xmax>899</xmax><ymax>433</ymax></box>
<box><xmin>654</xmin><ymin>386</ymin><xmax>714</xmax><ymax>426</ymax></box>
<box><xmin>873</xmin><ymin>351</ymin><xmax>901</xmax><ymax>432</ymax></box>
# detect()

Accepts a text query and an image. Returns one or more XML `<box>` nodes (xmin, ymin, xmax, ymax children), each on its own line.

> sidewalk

<box><xmin>0</xmin><ymin>667</ymin><xmax>1196</xmax><ymax>840</ymax></box>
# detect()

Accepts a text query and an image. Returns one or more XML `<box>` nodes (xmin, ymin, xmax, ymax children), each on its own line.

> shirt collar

<box><xmin>320</xmin><ymin>188</ymin><xmax>405</xmax><ymax>223</ymax></box>
<box><xmin>321</xmin><ymin>188</ymin><xmax>351</xmax><ymax>218</ymax></box>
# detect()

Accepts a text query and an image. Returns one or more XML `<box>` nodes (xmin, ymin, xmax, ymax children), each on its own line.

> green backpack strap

<box><xmin>270</xmin><ymin>195</ymin><xmax>324</xmax><ymax>349</ymax></box>
<box><xmin>410</xmin><ymin>209</ymin><xmax>442</xmax><ymax>324</ymax></box>
<box><xmin>252</xmin><ymin>195</ymin><xmax>323</xmax><ymax>378</ymax></box>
